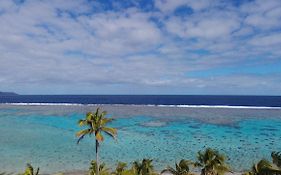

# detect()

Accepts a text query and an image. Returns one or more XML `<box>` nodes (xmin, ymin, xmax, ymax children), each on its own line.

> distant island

<box><xmin>0</xmin><ymin>91</ymin><xmax>18</xmax><ymax>96</ymax></box>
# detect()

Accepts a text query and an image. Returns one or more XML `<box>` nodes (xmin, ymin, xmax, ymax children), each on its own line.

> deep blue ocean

<box><xmin>1</xmin><ymin>95</ymin><xmax>281</xmax><ymax>107</ymax></box>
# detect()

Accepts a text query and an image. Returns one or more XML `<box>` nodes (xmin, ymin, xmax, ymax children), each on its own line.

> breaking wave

<box><xmin>1</xmin><ymin>103</ymin><xmax>281</xmax><ymax>109</ymax></box>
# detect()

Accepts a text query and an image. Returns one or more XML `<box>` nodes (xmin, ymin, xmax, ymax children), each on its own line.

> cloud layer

<box><xmin>0</xmin><ymin>0</ymin><xmax>281</xmax><ymax>94</ymax></box>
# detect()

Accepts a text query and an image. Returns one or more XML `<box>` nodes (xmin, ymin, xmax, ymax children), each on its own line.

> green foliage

<box><xmin>112</xmin><ymin>162</ymin><xmax>128</xmax><ymax>175</ymax></box>
<box><xmin>22</xmin><ymin>164</ymin><xmax>39</xmax><ymax>175</ymax></box>
<box><xmin>161</xmin><ymin>159</ymin><xmax>194</xmax><ymax>175</ymax></box>
<box><xmin>132</xmin><ymin>159</ymin><xmax>156</xmax><ymax>175</ymax></box>
<box><xmin>243</xmin><ymin>159</ymin><xmax>281</xmax><ymax>175</ymax></box>
<box><xmin>76</xmin><ymin>108</ymin><xmax>117</xmax><ymax>144</ymax></box>
<box><xmin>89</xmin><ymin>161</ymin><xmax>110</xmax><ymax>175</ymax></box>
<box><xmin>244</xmin><ymin>151</ymin><xmax>281</xmax><ymax>175</ymax></box>
<box><xmin>272</xmin><ymin>152</ymin><xmax>281</xmax><ymax>168</ymax></box>
<box><xmin>195</xmin><ymin>148</ymin><xmax>230</xmax><ymax>175</ymax></box>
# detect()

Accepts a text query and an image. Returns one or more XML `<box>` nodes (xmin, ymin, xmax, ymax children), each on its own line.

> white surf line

<box><xmin>1</xmin><ymin>102</ymin><xmax>281</xmax><ymax>109</ymax></box>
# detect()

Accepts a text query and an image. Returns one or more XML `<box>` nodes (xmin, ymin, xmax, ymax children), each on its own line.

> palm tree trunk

<box><xmin>96</xmin><ymin>139</ymin><xmax>99</xmax><ymax>175</ymax></box>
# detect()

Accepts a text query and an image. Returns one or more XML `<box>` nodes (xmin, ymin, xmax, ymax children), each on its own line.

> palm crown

<box><xmin>161</xmin><ymin>159</ymin><xmax>194</xmax><ymax>175</ymax></box>
<box><xmin>76</xmin><ymin>108</ymin><xmax>117</xmax><ymax>143</ymax></box>
<box><xmin>22</xmin><ymin>164</ymin><xmax>39</xmax><ymax>175</ymax></box>
<box><xmin>89</xmin><ymin>161</ymin><xmax>110</xmax><ymax>175</ymax></box>
<box><xmin>244</xmin><ymin>152</ymin><xmax>281</xmax><ymax>175</ymax></box>
<box><xmin>272</xmin><ymin>152</ymin><xmax>281</xmax><ymax>168</ymax></box>
<box><xmin>114</xmin><ymin>162</ymin><xmax>128</xmax><ymax>175</ymax></box>
<box><xmin>195</xmin><ymin>148</ymin><xmax>229</xmax><ymax>175</ymax></box>
<box><xmin>132</xmin><ymin>159</ymin><xmax>154</xmax><ymax>175</ymax></box>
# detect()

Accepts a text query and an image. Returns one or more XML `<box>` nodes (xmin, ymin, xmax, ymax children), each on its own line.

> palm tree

<box><xmin>161</xmin><ymin>159</ymin><xmax>194</xmax><ymax>175</ymax></box>
<box><xmin>243</xmin><ymin>159</ymin><xmax>281</xmax><ymax>175</ymax></box>
<box><xmin>195</xmin><ymin>148</ymin><xmax>230</xmax><ymax>175</ymax></box>
<box><xmin>132</xmin><ymin>159</ymin><xmax>155</xmax><ymax>175</ymax></box>
<box><xmin>244</xmin><ymin>151</ymin><xmax>281</xmax><ymax>175</ymax></box>
<box><xmin>89</xmin><ymin>161</ymin><xmax>110</xmax><ymax>175</ymax></box>
<box><xmin>76</xmin><ymin>108</ymin><xmax>117</xmax><ymax>175</ymax></box>
<box><xmin>22</xmin><ymin>164</ymin><xmax>39</xmax><ymax>175</ymax></box>
<box><xmin>111</xmin><ymin>162</ymin><xmax>137</xmax><ymax>175</ymax></box>
<box><xmin>132</xmin><ymin>160</ymin><xmax>142</xmax><ymax>175</ymax></box>
<box><xmin>272</xmin><ymin>152</ymin><xmax>281</xmax><ymax>168</ymax></box>
<box><xmin>113</xmin><ymin>162</ymin><xmax>128</xmax><ymax>175</ymax></box>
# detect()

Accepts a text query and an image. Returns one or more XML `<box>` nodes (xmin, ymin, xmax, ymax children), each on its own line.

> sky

<box><xmin>0</xmin><ymin>0</ymin><xmax>281</xmax><ymax>95</ymax></box>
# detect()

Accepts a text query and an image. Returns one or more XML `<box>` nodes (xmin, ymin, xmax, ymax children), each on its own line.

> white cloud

<box><xmin>0</xmin><ymin>0</ymin><xmax>281</xmax><ymax>94</ymax></box>
<box><xmin>249</xmin><ymin>33</ymin><xmax>281</xmax><ymax>46</ymax></box>
<box><xmin>242</xmin><ymin>0</ymin><xmax>281</xmax><ymax>30</ymax></box>
<box><xmin>154</xmin><ymin>0</ymin><xmax>213</xmax><ymax>13</ymax></box>
<box><xmin>165</xmin><ymin>9</ymin><xmax>241</xmax><ymax>39</ymax></box>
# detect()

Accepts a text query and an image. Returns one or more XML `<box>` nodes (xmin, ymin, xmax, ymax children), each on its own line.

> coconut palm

<box><xmin>22</xmin><ymin>164</ymin><xmax>39</xmax><ymax>175</ymax></box>
<box><xmin>76</xmin><ymin>108</ymin><xmax>117</xmax><ymax>175</ymax></box>
<box><xmin>132</xmin><ymin>161</ymin><xmax>142</xmax><ymax>175</ymax></box>
<box><xmin>132</xmin><ymin>159</ymin><xmax>155</xmax><ymax>175</ymax></box>
<box><xmin>244</xmin><ymin>151</ymin><xmax>281</xmax><ymax>175</ymax></box>
<box><xmin>89</xmin><ymin>161</ymin><xmax>110</xmax><ymax>175</ymax></box>
<box><xmin>161</xmin><ymin>159</ymin><xmax>194</xmax><ymax>175</ymax></box>
<box><xmin>112</xmin><ymin>162</ymin><xmax>137</xmax><ymax>175</ymax></box>
<box><xmin>113</xmin><ymin>162</ymin><xmax>128</xmax><ymax>175</ymax></box>
<box><xmin>195</xmin><ymin>148</ymin><xmax>230</xmax><ymax>175</ymax></box>
<box><xmin>272</xmin><ymin>152</ymin><xmax>281</xmax><ymax>168</ymax></box>
<box><xmin>243</xmin><ymin>159</ymin><xmax>281</xmax><ymax>175</ymax></box>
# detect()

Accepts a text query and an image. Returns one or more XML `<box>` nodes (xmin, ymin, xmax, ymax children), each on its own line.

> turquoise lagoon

<box><xmin>0</xmin><ymin>104</ymin><xmax>281</xmax><ymax>173</ymax></box>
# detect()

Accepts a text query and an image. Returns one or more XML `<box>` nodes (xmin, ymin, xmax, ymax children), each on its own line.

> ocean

<box><xmin>1</xmin><ymin>95</ymin><xmax>281</xmax><ymax>107</ymax></box>
<box><xmin>0</xmin><ymin>95</ymin><xmax>281</xmax><ymax>173</ymax></box>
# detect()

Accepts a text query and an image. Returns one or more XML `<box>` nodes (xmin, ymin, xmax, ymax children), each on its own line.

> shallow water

<box><xmin>0</xmin><ymin>105</ymin><xmax>281</xmax><ymax>173</ymax></box>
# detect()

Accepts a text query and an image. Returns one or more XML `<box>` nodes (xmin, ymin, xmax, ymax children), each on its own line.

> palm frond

<box><xmin>245</xmin><ymin>158</ymin><xmax>281</xmax><ymax>175</ymax></box>
<box><xmin>23</xmin><ymin>163</ymin><xmax>39</xmax><ymax>175</ymax></box>
<box><xmin>102</xmin><ymin>127</ymin><xmax>117</xmax><ymax>139</ymax></box>
<box><xmin>76</xmin><ymin>129</ymin><xmax>91</xmax><ymax>144</ymax></box>
<box><xmin>114</xmin><ymin>162</ymin><xmax>128</xmax><ymax>175</ymax></box>
<box><xmin>101</xmin><ymin>118</ymin><xmax>114</xmax><ymax>126</ymax></box>
<box><xmin>161</xmin><ymin>167</ymin><xmax>177</xmax><ymax>175</ymax></box>
<box><xmin>95</xmin><ymin>132</ymin><xmax>104</xmax><ymax>142</ymax></box>
<box><xmin>78</xmin><ymin>119</ymin><xmax>88</xmax><ymax>126</ymax></box>
<box><xmin>272</xmin><ymin>151</ymin><xmax>281</xmax><ymax>168</ymax></box>
<box><xmin>89</xmin><ymin>161</ymin><xmax>110</xmax><ymax>175</ymax></box>
<box><xmin>196</xmin><ymin>148</ymin><xmax>230</xmax><ymax>175</ymax></box>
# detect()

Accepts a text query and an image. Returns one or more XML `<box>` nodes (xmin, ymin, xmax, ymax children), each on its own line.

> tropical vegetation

<box><xmin>194</xmin><ymin>148</ymin><xmax>230</xmax><ymax>175</ymax></box>
<box><xmin>161</xmin><ymin>159</ymin><xmax>194</xmax><ymax>175</ymax></box>
<box><xmin>89</xmin><ymin>161</ymin><xmax>110</xmax><ymax>175</ymax></box>
<box><xmin>112</xmin><ymin>162</ymin><xmax>128</xmax><ymax>175</ymax></box>
<box><xmin>272</xmin><ymin>152</ymin><xmax>281</xmax><ymax>168</ymax></box>
<box><xmin>132</xmin><ymin>159</ymin><xmax>156</xmax><ymax>175</ymax></box>
<box><xmin>22</xmin><ymin>164</ymin><xmax>39</xmax><ymax>175</ymax></box>
<box><xmin>76</xmin><ymin>108</ymin><xmax>117</xmax><ymax>175</ymax></box>
<box><xmin>244</xmin><ymin>151</ymin><xmax>281</xmax><ymax>175</ymax></box>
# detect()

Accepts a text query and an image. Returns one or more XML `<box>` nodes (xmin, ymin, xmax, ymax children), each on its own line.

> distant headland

<box><xmin>0</xmin><ymin>91</ymin><xmax>18</xmax><ymax>96</ymax></box>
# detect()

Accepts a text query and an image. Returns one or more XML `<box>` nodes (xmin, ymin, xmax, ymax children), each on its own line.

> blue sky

<box><xmin>0</xmin><ymin>0</ymin><xmax>281</xmax><ymax>95</ymax></box>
